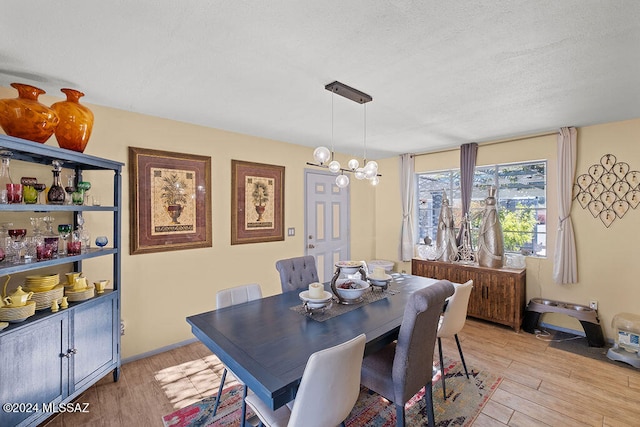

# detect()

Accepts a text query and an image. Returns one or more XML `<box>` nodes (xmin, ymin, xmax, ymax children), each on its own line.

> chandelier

<box><xmin>307</xmin><ymin>81</ymin><xmax>380</xmax><ymax>188</ymax></box>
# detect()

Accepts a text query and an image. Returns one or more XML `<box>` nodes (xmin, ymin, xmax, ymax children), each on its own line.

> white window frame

<box><xmin>416</xmin><ymin>160</ymin><xmax>547</xmax><ymax>257</ymax></box>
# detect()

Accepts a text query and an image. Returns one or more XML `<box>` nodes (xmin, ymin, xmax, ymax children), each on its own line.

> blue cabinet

<box><xmin>0</xmin><ymin>135</ymin><xmax>122</xmax><ymax>427</ymax></box>
<box><xmin>0</xmin><ymin>311</ymin><xmax>67</xmax><ymax>427</ymax></box>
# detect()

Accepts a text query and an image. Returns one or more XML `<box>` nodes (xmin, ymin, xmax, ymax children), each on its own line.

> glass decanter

<box><xmin>0</xmin><ymin>150</ymin><xmax>22</xmax><ymax>204</ymax></box>
<box><xmin>47</xmin><ymin>160</ymin><xmax>66</xmax><ymax>205</ymax></box>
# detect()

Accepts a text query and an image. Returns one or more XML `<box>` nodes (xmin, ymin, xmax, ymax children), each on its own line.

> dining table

<box><xmin>186</xmin><ymin>273</ymin><xmax>445</xmax><ymax>412</ymax></box>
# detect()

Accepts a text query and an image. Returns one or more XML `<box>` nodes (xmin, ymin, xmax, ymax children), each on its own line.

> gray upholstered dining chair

<box><xmin>437</xmin><ymin>280</ymin><xmax>473</xmax><ymax>399</ymax></box>
<box><xmin>245</xmin><ymin>333</ymin><xmax>366</xmax><ymax>427</ymax></box>
<box><xmin>275</xmin><ymin>255</ymin><xmax>319</xmax><ymax>293</ymax></box>
<box><xmin>360</xmin><ymin>280</ymin><xmax>455</xmax><ymax>427</ymax></box>
<box><xmin>213</xmin><ymin>283</ymin><xmax>263</xmax><ymax>425</ymax></box>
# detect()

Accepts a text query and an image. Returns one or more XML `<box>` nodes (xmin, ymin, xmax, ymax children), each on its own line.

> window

<box><xmin>417</xmin><ymin>161</ymin><xmax>547</xmax><ymax>256</ymax></box>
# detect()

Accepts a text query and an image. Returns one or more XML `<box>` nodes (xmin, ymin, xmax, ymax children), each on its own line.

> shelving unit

<box><xmin>0</xmin><ymin>134</ymin><xmax>122</xmax><ymax>427</ymax></box>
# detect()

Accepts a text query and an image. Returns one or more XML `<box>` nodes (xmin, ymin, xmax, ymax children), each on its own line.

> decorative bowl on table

<box><xmin>299</xmin><ymin>290</ymin><xmax>333</xmax><ymax>313</ymax></box>
<box><xmin>368</xmin><ymin>273</ymin><xmax>392</xmax><ymax>287</ymax></box>
<box><xmin>334</xmin><ymin>278</ymin><xmax>370</xmax><ymax>303</ymax></box>
<box><xmin>335</xmin><ymin>260</ymin><xmax>363</xmax><ymax>275</ymax></box>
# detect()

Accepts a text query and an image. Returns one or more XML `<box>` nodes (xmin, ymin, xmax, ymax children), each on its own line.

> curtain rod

<box><xmin>410</xmin><ymin>130</ymin><xmax>558</xmax><ymax>158</ymax></box>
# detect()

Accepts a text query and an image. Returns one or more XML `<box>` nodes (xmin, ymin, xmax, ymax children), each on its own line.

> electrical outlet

<box><xmin>589</xmin><ymin>300</ymin><xmax>598</xmax><ymax>310</ymax></box>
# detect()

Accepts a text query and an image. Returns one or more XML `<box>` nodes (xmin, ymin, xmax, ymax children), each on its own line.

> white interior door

<box><xmin>305</xmin><ymin>170</ymin><xmax>350</xmax><ymax>282</ymax></box>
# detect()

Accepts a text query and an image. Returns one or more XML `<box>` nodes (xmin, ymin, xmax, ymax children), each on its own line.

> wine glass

<box><xmin>58</xmin><ymin>224</ymin><xmax>72</xmax><ymax>256</ymax></box>
<box><xmin>8</xmin><ymin>228</ymin><xmax>26</xmax><ymax>262</ymax></box>
<box><xmin>33</xmin><ymin>183</ymin><xmax>46</xmax><ymax>204</ymax></box>
<box><xmin>77</xmin><ymin>181</ymin><xmax>91</xmax><ymax>205</ymax></box>
<box><xmin>42</xmin><ymin>216</ymin><xmax>54</xmax><ymax>235</ymax></box>
<box><xmin>65</xmin><ymin>185</ymin><xmax>76</xmax><ymax>205</ymax></box>
<box><xmin>29</xmin><ymin>217</ymin><xmax>44</xmax><ymax>236</ymax></box>
<box><xmin>95</xmin><ymin>236</ymin><xmax>108</xmax><ymax>249</ymax></box>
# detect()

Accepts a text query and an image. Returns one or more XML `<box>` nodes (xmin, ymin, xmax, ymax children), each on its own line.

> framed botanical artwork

<box><xmin>231</xmin><ymin>160</ymin><xmax>285</xmax><ymax>245</ymax></box>
<box><xmin>129</xmin><ymin>147</ymin><xmax>212</xmax><ymax>254</ymax></box>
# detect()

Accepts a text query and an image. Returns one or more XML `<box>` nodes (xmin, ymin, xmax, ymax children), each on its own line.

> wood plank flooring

<box><xmin>44</xmin><ymin>318</ymin><xmax>640</xmax><ymax>426</ymax></box>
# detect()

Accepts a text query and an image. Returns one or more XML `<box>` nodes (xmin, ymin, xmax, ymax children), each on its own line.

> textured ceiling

<box><xmin>2</xmin><ymin>1</ymin><xmax>640</xmax><ymax>159</ymax></box>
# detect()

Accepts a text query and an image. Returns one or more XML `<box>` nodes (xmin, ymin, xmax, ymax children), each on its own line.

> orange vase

<box><xmin>0</xmin><ymin>83</ymin><xmax>59</xmax><ymax>143</ymax></box>
<box><xmin>51</xmin><ymin>88</ymin><xmax>94</xmax><ymax>153</ymax></box>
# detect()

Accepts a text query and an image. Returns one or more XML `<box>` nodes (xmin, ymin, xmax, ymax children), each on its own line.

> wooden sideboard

<box><xmin>412</xmin><ymin>258</ymin><xmax>526</xmax><ymax>332</ymax></box>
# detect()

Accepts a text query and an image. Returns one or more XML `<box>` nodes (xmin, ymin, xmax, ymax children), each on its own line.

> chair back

<box><xmin>288</xmin><ymin>334</ymin><xmax>366</xmax><ymax>427</ymax></box>
<box><xmin>392</xmin><ymin>280</ymin><xmax>455</xmax><ymax>404</ymax></box>
<box><xmin>275</xmin><ymin>256</ymin><xmax>319</xmax><ymax>293</ymax></box>
<box><xmin>438</xmin><ymin>280</ymin><xmax>473</xmax><ymax>338</ymax></box>
<box><xmin>216</xmin><ymin>283</ymin><xmax>263</xmax><ymax>309</ymax></box>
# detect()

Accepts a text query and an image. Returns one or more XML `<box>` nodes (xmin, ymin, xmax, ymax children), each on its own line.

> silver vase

<box><xmin>477</xmin><ymin>186</ymin><xmax>504</xmax><ymax>268</ymax></box>
<box><xmin>435</xmin><ymin>190</ymin><xmax>458</xmax><ymax>262</ymax></box>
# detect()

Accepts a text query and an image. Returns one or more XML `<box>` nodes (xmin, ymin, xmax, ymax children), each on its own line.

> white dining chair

<box><xmin>245</xmin><ymin>334</ymin><xmax>366</xmax><ymax>427</ymax></box>
<box><xmin>213</xmin><ymin>283</ymin><xmax>263</xmax><ymax>425</ymax></box>
<box><xmin>437</xmin><ymin>280</ymin><xmax>473</xmax><ymax>399</ymax></box>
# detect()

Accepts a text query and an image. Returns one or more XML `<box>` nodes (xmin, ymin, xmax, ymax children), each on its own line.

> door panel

<box><xmin>305</xmin><ymin>170</ymin><xmax>350</xmax><ymax>282</ymax></box>
<box><xmin>72</xmin><ymin>296</ymin><xmax>116</xmax><ymax>391</ymax></box>
<box><xmin>0</xmin><ymin>314</ymin><xmax>67</xmax><ymax>427</ymax></box>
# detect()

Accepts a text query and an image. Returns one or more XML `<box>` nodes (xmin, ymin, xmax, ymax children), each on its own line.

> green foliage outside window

<box><xmin>499</xmin><ymin>204</ymin><xmax>537</xmax><ymax>251</ymax></box>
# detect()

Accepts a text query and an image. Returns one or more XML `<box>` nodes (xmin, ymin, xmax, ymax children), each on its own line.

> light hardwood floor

<box><xmin>44</xmin><ymin>318</ymin><xmax>640</xmax><ymax>426</ymax></box>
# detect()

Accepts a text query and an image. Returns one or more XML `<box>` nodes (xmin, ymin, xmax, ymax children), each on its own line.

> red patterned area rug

<box><xmin>162</xmin><ymin>359</ymin><xmax>501</xmax><ymax>427</ymax></box>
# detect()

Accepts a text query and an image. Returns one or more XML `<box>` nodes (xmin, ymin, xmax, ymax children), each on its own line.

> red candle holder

<box><xmin>36</xmin><ymin>244</ymin><xmax>53</xmax><ymax>260</ymax></box>
<box><xmin>67</xmin><ymin>240</ymin><xmax>82</xmax><ymax>256</ymax></box>
<box><xmin>6</xmin><ymin>183</ymin><xmax>22</xmax><ymax>203</ymax></box>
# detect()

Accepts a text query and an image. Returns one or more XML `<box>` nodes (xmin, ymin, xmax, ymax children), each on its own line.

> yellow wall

<box><xmin>375</xmin><ymin>118</ymin><xmax>640</xmax><ymax>339</ymax></box>
<box><xmin>0</xmin><ymin>87</ymin><xmax>375</xmax><ymax>358</ymax></box>
<box><xmin>3</xmin><ymin>85</ymin><xmax>638</xmax><ymax>352</ymax></box>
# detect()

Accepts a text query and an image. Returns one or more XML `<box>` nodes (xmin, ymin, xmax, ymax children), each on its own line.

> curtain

<box><xmin>400</xmin><ymin>153</ymin><xmax>415</xmax><ymax>261</ymax></box>
<box><xmin>553</xmin><ymin>127</ymin><xmax>578</xmax><ymax>284</ymax></box>
<box><xmin>456</xmin><ymin>143</ymin><xmax>478</xmax><ymax>244</ymax></box>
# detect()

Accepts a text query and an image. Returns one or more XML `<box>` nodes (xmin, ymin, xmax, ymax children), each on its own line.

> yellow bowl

<box><xmin>25</xmin><ymin>283</ymin><xmax>58</xmax><ymax>292</ymax></box>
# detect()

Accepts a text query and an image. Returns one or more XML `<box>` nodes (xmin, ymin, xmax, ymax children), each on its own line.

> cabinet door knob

<box><xmin>62</xmin><ymin>348</ymin><xmax>78</xmax><ymax>358</ymax></box>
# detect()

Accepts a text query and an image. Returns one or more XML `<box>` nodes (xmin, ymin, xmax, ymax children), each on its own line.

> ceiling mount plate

<box><xmin>325</xmin><ymin>81</ymin><xmax>372</xmax><ymax>104</ymax></box>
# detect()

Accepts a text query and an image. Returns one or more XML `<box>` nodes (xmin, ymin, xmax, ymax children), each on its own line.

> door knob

<box><xmin>308</xmin><ymin>244</ymin><xmax>315</xmax><ymax>249</ymax></box>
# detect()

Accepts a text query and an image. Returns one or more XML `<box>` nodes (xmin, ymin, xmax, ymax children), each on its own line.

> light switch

<box><xmin>287</xmin><ymin>227</ymin><xmax>295</xmax><ymax>236</ymax></box>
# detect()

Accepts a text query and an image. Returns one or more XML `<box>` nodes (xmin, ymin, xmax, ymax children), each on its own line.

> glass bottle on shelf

<box><xmin>47</xmin><ymin>160</ymin><xmax>66</xmax><ymax>205</ymax></box>
<box><xmin>0</xmin><ymin>150</ymin><xmax>22</xmax><ymax>204</ymax></box>
<box><xmin>64</xmin><ymin>171</ymin><xmax>75</xmax><ymax>205</ymax></box>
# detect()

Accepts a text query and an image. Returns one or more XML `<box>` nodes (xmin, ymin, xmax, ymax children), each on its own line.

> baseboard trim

<box><xmin>122</xmin><ymin>338</ymin><xmax>199</xmax><ymax>364</ymax></box>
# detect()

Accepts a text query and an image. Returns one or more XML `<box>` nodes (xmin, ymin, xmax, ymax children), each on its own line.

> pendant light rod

<box><xmin>305</xmin><ymin>161</ymin><xmax>382</xmax><ymax>177</ymax></box>
<box><xmin>330</xmin><ymin>92</ymin><xmax>335</xmax><ymax>160</ymax></box>
<box><xmin>363</xmin><ymin>103</ymin><xmax>367</xmax><ymax>162</ymax></box>
<box><xmin>325</xmin><ymin>81</ymin><xmax>372</xmax><ymax>104</ymax></box>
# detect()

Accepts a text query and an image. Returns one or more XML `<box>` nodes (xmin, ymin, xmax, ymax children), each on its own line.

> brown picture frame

<box><xmin>129</xmin><ymin>147</ymin><xmax>212</xmax><ymax>255</ymax></box>
<box><xmin>231</xmin><ymin>160</ymin><xmax>285</xmax><ymax>245</ymax></box>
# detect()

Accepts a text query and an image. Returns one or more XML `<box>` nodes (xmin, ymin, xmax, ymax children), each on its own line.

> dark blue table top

<box><xmin>186</xmin><ymin>273</ymin><xmax>441</xmax><ymax>410</ymax></box>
